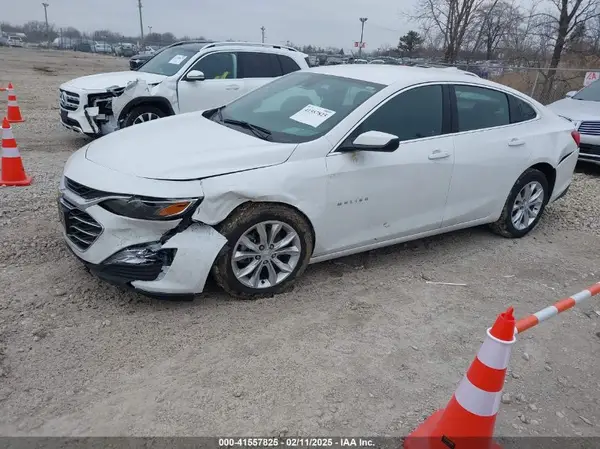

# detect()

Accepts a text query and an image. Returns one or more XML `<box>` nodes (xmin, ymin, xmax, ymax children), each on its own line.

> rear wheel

<box><xmin>123</xmin><ymin>105</ymin><xmax>166</xmax><ymax>128</ymax></box>
<box><xmin>212</xmin><ymin>204</ymin><xmax>314</xmax><ymax>299</ymax></box>
<box><xmin>490</xmin><ymin>168</ymin><xmax>549</xmax><ymax>238</ymax></box>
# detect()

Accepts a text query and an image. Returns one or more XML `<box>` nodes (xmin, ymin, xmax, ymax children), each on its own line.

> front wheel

<box><xmin>122</xmin><ymin>105</ymin><xmax>166</xmax><ymax>128</ymax></box>
<box><xmin>212</xmin><ymin>204</ymin><xmax>314</xmax><ymax>299</ymax></box>
<box><xmin>490</xmin><ymin>168</ymin><xmax>550</xmax><ymax>238</ymax></box>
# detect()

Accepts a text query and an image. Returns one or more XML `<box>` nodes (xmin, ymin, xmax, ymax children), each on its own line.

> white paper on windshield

<box><xmin>289</xmin><ymin>104</ymin><xmax>336</xmax><ymax>128</ymax></box>
<box><xmin>168</xmin><ymin>55</ymin><xmax>188</xmax><ymax>65</ymax></box>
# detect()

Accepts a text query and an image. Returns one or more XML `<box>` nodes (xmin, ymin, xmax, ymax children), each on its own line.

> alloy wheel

<box><xmin>231</xmin><ymin>221</ymin><xmax>302</xmax><ymax>289</ymax></box>
<box><xmin>132</xmin><ymin>112</ymin><xmax>160</xmax><ymax>125</ymax></box>
<box><xmin>511</xmin><ymin>181</ymin><xmax>545</xmax><ymax>231</ymax></box>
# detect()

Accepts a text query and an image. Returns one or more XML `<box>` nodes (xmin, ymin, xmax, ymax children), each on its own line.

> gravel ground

<box><xmin>0</xmin><ymin>47</ymin><xmax>599</xmax><ymax>437</ymax></box>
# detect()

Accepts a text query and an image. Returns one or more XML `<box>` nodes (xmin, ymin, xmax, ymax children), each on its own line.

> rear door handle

<box><xmin>225</xmin><ymin>85</ymin><xmax>240</xmax><ymax>90</ymax></box>
<box><xmin>508</xmin><ymin>138</ymin><xmax>525</xmax><ymax>147</ymax></box>
<box><xmin>428</xmin><ymin>150</ymin><xmax>451</xmax><ymax>160</ymax></box>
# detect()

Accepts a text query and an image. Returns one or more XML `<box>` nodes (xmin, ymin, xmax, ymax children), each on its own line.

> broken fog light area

<box><xmin>88</xmin><ymin>88</ymin><xmax>125</xmax><ymax>116</ymax></box>
<box><xmin>99</xmin><ymin>243</ymin><xmax>177</xmax><ymax>283</ymax></box>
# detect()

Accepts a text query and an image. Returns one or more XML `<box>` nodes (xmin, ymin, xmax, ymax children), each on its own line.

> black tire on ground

<box><xmin>489</xmin><ymin>168</ymin><xmax>550</xmax><ymax>238</ymax></box>
<box><xmin>122</xmin><ymin>105</ymin><xmax>167</xmax><ymax>128</ymax></box>
<box><xmin>211</xmin><ymin>203</ymin><xmax>314</xmax><ymax>300</ymax></box>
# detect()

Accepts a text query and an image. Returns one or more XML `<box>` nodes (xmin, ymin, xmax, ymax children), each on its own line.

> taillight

<box><xmin>571</xmin><ymin>130</ymin><xmax>581</xmax><ymax>147</ymax></box>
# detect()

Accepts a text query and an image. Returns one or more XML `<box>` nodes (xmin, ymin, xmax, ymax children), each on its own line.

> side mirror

<box><xmin>185</xmin><ymin>70</ymin><xmax>205</xmax><ymax>81</ymax></box>
<box><xmin>565</xmin><ymin>91</ymin><xmax>577</xmax><ymax>98</ymax></box>
<box><xmin>340</xmin><ymin>131</ymin><xmax>400</xmax><ymax>153</ymax></box>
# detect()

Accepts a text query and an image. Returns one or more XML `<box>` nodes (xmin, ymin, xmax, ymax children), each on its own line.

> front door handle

<box><xmin>225</xmin><ymin>85</ymin><xmax>240</xmax><ymax>90</ymax></box>
<box><xmin>508</xmin><ymin>138</ymin><xmax>525</xmax><ymax>147</ymax></box>
<box><xmin>428</xmin><ymin>150</ymin><xmax>451</xmax><ymax>160</ymax></box>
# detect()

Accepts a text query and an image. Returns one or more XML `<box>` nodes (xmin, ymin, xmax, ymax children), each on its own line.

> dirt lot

<box><xmin>0</xmin><ymin>47</ymin><xmax>599</xmax><ymax>437</ymax></box>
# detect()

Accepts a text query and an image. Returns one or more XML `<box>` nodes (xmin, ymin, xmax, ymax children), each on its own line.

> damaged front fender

<box><xmin>112</xmin><ymin>78</ymin><xmax>178</xmax><ymax>128</ymax></box>
<box><xmin>131</xmin><ymin>223</ymin><xmax>227</xmax><ymax>295</ymax></box>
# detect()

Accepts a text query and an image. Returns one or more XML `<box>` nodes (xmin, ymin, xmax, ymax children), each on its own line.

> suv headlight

<box><xmin>100</xmin><ymin>197</ymin><xmax>200</xmax><ymax>220</ymax></box>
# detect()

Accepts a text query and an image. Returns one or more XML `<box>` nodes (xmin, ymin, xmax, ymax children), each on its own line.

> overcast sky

<box><xmin>5</xmin><ymin>0</ymin><xmax>415</xmax><ymax>50</ymax></box>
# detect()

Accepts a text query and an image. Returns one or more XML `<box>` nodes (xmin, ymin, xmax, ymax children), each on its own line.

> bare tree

<box><xmin>468</xmin><ymin>1</ymin><xmax>516</xmax><ymax>59</ymax></box>
<box><xmin>408</xmin><ymin>0</ymin><xmax>498</xmax><ymax>62</ymax></box>
<box><xmin>538</xmin><ymin>0</ymin><xmax>600</xmax><ymax>100</ymax></box>
<box><xmin>501</xmin><ymin>2</ymin><xmax>544</xmax><ymax>63</ymax></box>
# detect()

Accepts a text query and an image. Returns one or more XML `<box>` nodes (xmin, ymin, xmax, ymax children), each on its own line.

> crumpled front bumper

<box><xmin>58</xmin><ymin>182</ymin><xmax>228</xmax><ymax>297</ymax></box>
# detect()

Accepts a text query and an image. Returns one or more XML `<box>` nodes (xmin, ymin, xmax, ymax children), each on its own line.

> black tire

<box><xmin>489</xmin><ymin>168</ymin><xmax>550</xmax><ymax>238</ymax></box>
<box><xmin>211</xmin><ymin>203</ymin><xmax>314</xmax><ymax>300</ymax></box>
<box><xmin>122</xmin><ymin>105</ymin><xmax>166</xmax><ymax>128</ymax></box>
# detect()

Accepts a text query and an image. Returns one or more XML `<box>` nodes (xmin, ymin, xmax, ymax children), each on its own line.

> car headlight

<box><xmin>99</xmin><ymin>197</ymin><xmax>200</xmax><ymax>220</ymax></box>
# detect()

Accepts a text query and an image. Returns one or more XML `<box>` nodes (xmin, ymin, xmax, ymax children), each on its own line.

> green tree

<box><xmin>398</xmin><ymin>30</ymin><xmax>424</xmax><ymax>56</ymax></box>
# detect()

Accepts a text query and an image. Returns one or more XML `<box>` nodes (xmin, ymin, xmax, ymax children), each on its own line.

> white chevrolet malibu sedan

<box><xmin>58</xmin><ymin>65</ymin><xmax>580</xmax><ymax>299</ymax></box>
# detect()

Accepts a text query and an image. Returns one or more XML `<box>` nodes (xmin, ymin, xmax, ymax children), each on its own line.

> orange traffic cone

<box><xmin>404</xmin><ymin>307</ymin><xmax>516</xmax><ymax>449</ymax></box>
<box><xmin>1</xmin><ymin>117</ymin><xmax>32</xmax><ymax>186</ymax></box>
<box><xmin>6</xmin><ymin>83</ymin><xmax>24</xmax><ymax>123</ymax></box>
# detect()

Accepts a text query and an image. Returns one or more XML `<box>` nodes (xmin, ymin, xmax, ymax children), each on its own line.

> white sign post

<box><xmin>583</xmin><ymin>71</ymin><xmax>600</xmax><ymax>86</ymax></box>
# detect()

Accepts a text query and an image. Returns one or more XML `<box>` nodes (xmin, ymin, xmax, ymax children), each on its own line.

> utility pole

<box><xmin>358</xmin><ymin>17</ymin><xmax>367</xmax><ymax>58</ymax></box>
<box><xmin>260</xmin><ymin>26</ymin><xmax>266</xmax><ymax>43</ymax></box>
<box><xmin>42</xmin><ymin>3</ymin><xmax>50</xmax><ymax>48</ymax></box>
<box><xmin>137</xmin><ymin>0</ymin><xmax>144</xmax><ymax>42</ymax></box>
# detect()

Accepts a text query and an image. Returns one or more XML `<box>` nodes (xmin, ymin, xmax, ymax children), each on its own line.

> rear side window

<box><xmin>509</xmin><ymin>96</ymin><xmax>537</xmax><ymax>123</ymax></box>
<box><xmin>238</xmin><ymin>52</ymin><xmax>282</xmax><ymax>78</ymax></box>
<box><xmin>454</xmin><ymin>85</ymin><xmax>509</xmax><ymax>132</ymax></box>
<box><xmin>279</xmin><ymin>55</ymin><xmax>302</xmax><ymax>74</ymax></box>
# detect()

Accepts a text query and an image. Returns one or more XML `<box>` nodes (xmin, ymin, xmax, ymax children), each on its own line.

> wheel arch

<box><xmin>528</xmin><ymin>162</ymin><xmax>556</xmax><ymax>199</ymax></box>
<box><xmin>116</xmin><ymin>96</ymin><xmax>175</xmax><ymax>123</ymax></box>
<box><xmin>212</xmin><ymin>200</ymin><xmax>317</xmax><ymax>257</ymax></box>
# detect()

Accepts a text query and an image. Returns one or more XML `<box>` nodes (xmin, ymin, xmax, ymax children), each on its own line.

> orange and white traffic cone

<box><xmin>1</xmin><ymin>117</ymin><xmax>32</xmax><ymax>186</ymax></box>
<box><xmin>404</xmin><ymin>307</ymin><xmax>516</xmax><ymax>449</ymax></box>
<box><xmin>6</xmin><ymin>83</ymin><xmax>24</xmax><ymax>123</ymax></box>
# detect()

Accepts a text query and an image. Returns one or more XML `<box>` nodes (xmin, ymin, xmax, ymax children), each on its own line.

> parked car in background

<box><xmin>7</xmin><ymin>36</ymin><xmax>24</xmax><ymax>47</ymax></box>
<box><xmin>58</xmin><ymin>64</ymin><xmax>579</xmax><ymax>299</ymax></box>
<box><xmin>115</xmin><ymin>43</ymin><xmax>136</xmax><ymax>57</ymax></box>
<box><xmin>129</xmin><ymin>52</ymin><xmax>158</xmax><ymax>70</ymax></box>
<box><xmin>59</xmin><ymin>40</ymin><xmax>310</xmax><ymax>137</ymax></box>
<box><xmin>547</xmin><ymin>81</ymin><xmax>600</xmax><ymax>166</ymax></box>
<box><xmin>94</xmin><ymin>42</ymin><xmax>113</xmax><ymax>54</ymax></box>
<box><xmin>74</xmin><ymin>42</ymin><xmax>94</xmax><ymax>53</ymax></box>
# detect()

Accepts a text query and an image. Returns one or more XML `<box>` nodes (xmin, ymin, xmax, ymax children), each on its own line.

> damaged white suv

<box><xmin>58</xmin><ymin>41</ymin><xmax>309</xmax><ymax>137</ymax></box>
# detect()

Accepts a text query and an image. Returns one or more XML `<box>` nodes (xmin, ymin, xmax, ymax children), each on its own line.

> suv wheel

<box><xmin>212</xmin><ymin>204</ymin><xmax>314</xmax><ymax>299</ymax></box>
<box><xmin>123</xmin><ymin>105</ymin><xmax>166</xmax><ymax>128</ymax></box>
<box><xmin>490</xmin><ymin>168</ymin><xmax>549</xmax><ymax>238</ymax></box>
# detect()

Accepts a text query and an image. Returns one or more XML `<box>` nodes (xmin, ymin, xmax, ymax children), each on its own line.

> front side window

<box><xmin>572</xmin><ymin>80</ymin><xmax>600</xmax><ymax>101</ymax></box>
<box><xmin>137</xmin><ymin>46</ymin><xmax>199</xmax><ymax>76</ymax></box>
<box><xmin>216</xmin><ymin>71</ymin><xmax>384</xmax><ymax>143</ymax></box>
<box><xmin>350</xmin><ymin>85</ymin><xmax>444</xmax><ymax>142</ymax></box>
<box><xmin>191</xmin><ymin>52</ymin><xmax>237</xmax><ymax>79</ymax></box>
<box><xmin>455</xmin><ymin>85</ymin><xmax>509</xmax><ymax>132</ymax></box>
<box><xmin>238</xmin><ymin>52</ymin><xmax>282</xmax><ymax>78</ymax></box>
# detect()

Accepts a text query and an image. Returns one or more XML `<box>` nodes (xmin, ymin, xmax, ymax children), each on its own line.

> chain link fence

<box><xmin>433</xmin><ymin>61</ymin><xmax>596</xmax><ymax>105</ymax></box>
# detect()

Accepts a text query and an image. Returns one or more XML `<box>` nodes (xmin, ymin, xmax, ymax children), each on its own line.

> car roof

<box><xmin>162</xmin><ymin>40</ymin><xmax>307</xmax><ymax>58</ymax></box>
<box><xmin>307</xmin><ymin>64</ymin><xmax>494</xmax><ymax>88</ymax></box>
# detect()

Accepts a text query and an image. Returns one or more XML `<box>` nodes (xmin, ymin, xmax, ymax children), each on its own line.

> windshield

<box><xmin>217</xmin><ymin>71</ymin><xmax>385</xmax><ymax>143</ymax></box>
<box><xmin>573</xmin><ymin>80</ymin><xmax>600</xmax><ymax>102</ymax></box>
<box><xmin>137</xmin><ymin>47</ymin><xmax>198</xmax><ymax>76</ymax></box>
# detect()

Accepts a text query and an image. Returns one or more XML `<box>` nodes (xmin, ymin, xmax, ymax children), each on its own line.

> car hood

<box><xmin>85</xmin><ymin>112</ymin><xmax>297</xmax><ymax>180</ymax></box>
<box><xmin>546</xmin><ymin>98</ymin><xmax>600</xmax><ymax>121</ymax></box>
<box><xmin>60</xmin><ymin>71</ymin><xmax>167</xmax><ymax>91</ymax></box>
